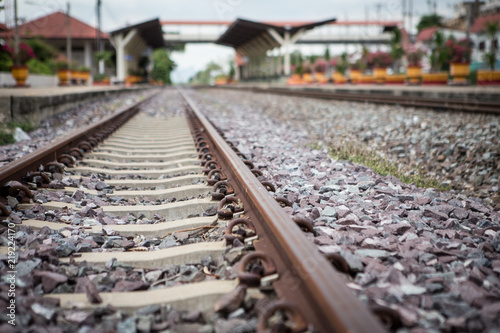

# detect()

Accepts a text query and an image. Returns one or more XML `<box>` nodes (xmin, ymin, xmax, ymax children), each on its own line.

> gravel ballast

<box><xmin>1</xmin><ymin>88</ymin><xmax>499</xmax><ymax>332</ymax></box>
<box><xmin>186</xmin><ymin>88</ymin><xmax>500</xmax><ymax>332</ymax></box>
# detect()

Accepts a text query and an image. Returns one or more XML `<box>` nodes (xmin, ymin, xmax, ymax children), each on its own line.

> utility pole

<box><xmin>402</xmin><ymin>0</ymin><xmax>406</xmax><ymax>33</ymax></box>
<box><xmin>66</xmin><ymin>2</ymin><xmax>71</xmax><ymax>65</ymax></box>
<box><xmin>97</xmin><ymin>0</ymin><xmax>104</xmax><ymax>74</ymax></box>
<box><xmin>13</xmin><ymin>0</ymin><xmax>19</xmax><ymax>65</ymax></box>
<box><xmin>409</xmin><ymin>0</ymin><xmax>413</xmax><ymax>37</ymax></box>
<box><xmin>375</xmin><ymin>3</ymin><xmax>383</xmax><ymax>23</ymax></box>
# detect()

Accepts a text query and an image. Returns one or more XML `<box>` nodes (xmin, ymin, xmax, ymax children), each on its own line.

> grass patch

<box><xmin>321</xmin><ymin>141</ymin><xmax>449</xmax><ymax>191</ymax></box>
<box><xmin>0</xmin><ymin>131</ymin><xmax>15</xmax><ymax>146</ymax></box>
<box><xmin>7</xmin><ymin>120</ymin><xmax>36</xmax><ymax>133</ymax></box>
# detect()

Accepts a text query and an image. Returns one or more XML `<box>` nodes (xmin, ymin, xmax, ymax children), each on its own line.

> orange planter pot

<box><xmin>332</xmin><ymin>72</ymin><xmax>346</xmax><ymax>84</ymax></box>
<box><xmin>81</xmin><ymin>72</ymin><xmax>90</xmax><ymax>84</ymax></box>
<box><xmin>57</xmin><ymin>69</ymin><xmax>71</xmax><ymax>86</ymax></box>
<box><xmin>407</xmin><ymin>66</ymin><xmax>422</xmax><ymax>85</ymax></box>
<box><xmin>349</xmin><ymin>69</ymin><xmax>361</xmax><ymax>84</ymax></box>
<box><xmin>286</xmin><ymin>74</ymin><xmax>303</xmax><ymax>85</ymax></box>
<box><xmin>385</xmin><ymin>74</ymin><xmax>406</xmax><ymax>85</ymax></box>
<box><xmin>302</xmin><ymin>73</ymin><xmax>314</xmax><ymax>84</ymax></box>
<box><xmin>450</xmin><ymin>63</ymin><xmax>470</xmax><ymax>84</ymax></box>
<box><xmin>477</xmin><ymin>70</ymin><xmax>500</xmax><ymax>85</ymax></box>
<box><xmin>71</xmin><ymin>71</ymin><xmax>83</xmax><ymax>84</ymax></box>
<box><xmin>373</xmin><ymin>67</ymin><xmax>387</xmax><ymax>84</ymax></box>
<box><xmin>359</xmin><ymin>75</ymin><xmax>375</xmax><ymax>84</ymax></box>
<box><xmin>315</xmin><ymin>72</ymin><xmax>328</xmax><ymax>84</ymax></box>
<box><xmin>11</xmin><ymin>65</ymin><xmax>29</xmax><ymax>87</ymax></box>
<box><xmin>422</xmin><ymin>72</ymin><xmax>448</xmax><ymax>85</ymax></box>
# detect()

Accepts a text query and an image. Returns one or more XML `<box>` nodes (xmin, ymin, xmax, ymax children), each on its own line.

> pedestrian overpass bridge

<box><xmin>162</xmin><ymin>20</ymin><xmax>399</xmax><ymax>45</ymax></box>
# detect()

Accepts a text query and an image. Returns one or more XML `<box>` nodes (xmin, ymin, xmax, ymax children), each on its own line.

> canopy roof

<box><xmin>216</xmin><ymin>17</ymin><xmax>336</xmax><ymax>49</ymax></box>
<box><xmin>110</xmin><ymin>18</ymin><xmax>165</xmax><ymax>49</ymax></box>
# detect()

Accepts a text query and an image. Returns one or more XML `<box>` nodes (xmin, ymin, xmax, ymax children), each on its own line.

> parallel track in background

<box><xmin>213</xmin><ymin>86</ymin><xmax>500</xmax><ymax>114</ymax></box>
<box><xmin>0</xmin><ymin>89</ymin><xmax>389</xmax><ymax>332</ymax></box>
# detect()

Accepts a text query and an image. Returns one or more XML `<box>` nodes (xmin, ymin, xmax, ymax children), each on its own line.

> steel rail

<box><xmin>0</xmin><ymin>91</ymin><xmax>159</xmax><ymax>186</ymax></box>
<box><xmin>211</xmin><ymin>85</ymin><xmax>500</xmax><ymax>114</ymax></box>
<box><xmin>252</xmin><ymin>87</ymin><xmax>500</xmax><ymax>114</ymax></box>
<box><xmin>180</xmin><ymin>89</ymin><xmax>387</xmax><ymax>333</ymax></box>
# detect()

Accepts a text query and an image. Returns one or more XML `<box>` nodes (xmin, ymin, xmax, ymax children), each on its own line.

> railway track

<box><xmin>214</xmin><ymin>86</ymin><xmax>500</xmax><ymax>114</ymax></box>
<box><xmin>0</xmin><ymin>89</ymin><xmax>391</xmax><ymax>332</ymax></box>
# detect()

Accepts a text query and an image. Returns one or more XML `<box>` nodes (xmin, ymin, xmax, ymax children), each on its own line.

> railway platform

<box><xmin>0</xmin><ymin>85</ymin><xmax>149</xmax><ymax>126</ymax></box>
<box><xmin>227</xmin><ymin>82</ymin><xmax>500</xmax><ymax>102</ymax></box>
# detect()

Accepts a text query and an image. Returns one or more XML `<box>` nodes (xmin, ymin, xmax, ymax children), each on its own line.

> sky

<box><xmin>6</xmin><ymin>0</ymin><xmax>464</xmax><ymax>82</ymax></box>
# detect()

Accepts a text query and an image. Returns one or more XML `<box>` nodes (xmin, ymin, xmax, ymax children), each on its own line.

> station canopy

<box><xmin>110</xmin><ymin>18</ymin><xmax>165</xmax><ymax>49</ymax></box>
<box><xmin>110</xmin><ymin>18</ymin><xmax>165</xmax><ymax>81</ymax></box>
<box><xmin>216</xmin><ymin>17</ymin><xmax>337</xmax><ymax>53</ymax></box>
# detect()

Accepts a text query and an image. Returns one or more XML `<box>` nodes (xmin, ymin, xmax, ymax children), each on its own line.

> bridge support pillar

<box><xmin>268</xmin><ymin>28</ymin><xmax>305</xmax><ymax>76</ymax></box>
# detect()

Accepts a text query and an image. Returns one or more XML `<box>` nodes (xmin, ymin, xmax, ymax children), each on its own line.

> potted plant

<box><xmin>92</xmin><ymin>73</ymin><xmax>110</xmax><ymax>86</ymax></box>
<box><xmin>3</xmin><ymin>41</ymin><xmax>36</xmax><ymax>87</ymax></box>
<box><xmin>314</xmin><ymin>59</ymin><xmax>328</xmax><ymax>84</ymax></box>
<box><xmin>333</xmin><ymin>54</ymin><xmax>348</xmax><ymax>84</ymax></box>
<box><xmin>478</xmin><ymin>21</ymin><xmax>499</xmax><ymax>85</ymax></box>
<box><xmin>79</xmin><ymin>66</ymin><xmax>91</xmax><ymax>84</ymax></box>
<box><xmin>421</xmin><ymin>30</ymin><xmax>450</xmax><ymax>85</ymax></box>
<box><xmin>448</xmin><ymin>38</ymin><xmax>472</xmax><ymax>84</ymax></box>
<box><xmin>368</xmin><ymin>51</ymin><xmax>393</xmax><ymax>84</ymax></box>
<box><xmin>406</xmin><ymin>45</ymin><xmax>425</xmax><ymax>84</ymax></box>
<box><xmin>287</xmin><ymin>65</ymin><xmax>304</xmax><ymax>85</ymax></box>
<box><xmin>349</xmin><ymin>60</ymin><xmax>362</xmax><ymax>84</ymax></box>
<box><xmin>302</xmin><ymin>65</ymin><xmax>314</xmax><ymax>84</ymax></box>
<box><xmin>55</xmin><ymin>60</ymin><xmax>71</xmax><ymax>86</ymax></box>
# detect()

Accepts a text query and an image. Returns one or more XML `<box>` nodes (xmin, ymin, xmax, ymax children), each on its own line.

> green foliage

<box><xmin>94</xmin><ymin>51</ymin><xmax>114</xmax><ymax>67</ymax></box>
<box><xmin>228</xmin><ymin>60</ymin><xmax>235</xmax><ymax>79</ymax></box>
<box><xmin>483</xmin><ymin>21</ymin><xmax>498</xmax><ymax>70</ymax></box>
<box><xmin>294</xmin><ymin>64</ymin><xmax>303</xmax><ymax>75</ymax></box>
<box><xmin>93</xmin><ymin>73</ymin><xmax>109</xmax><ymax>82</ymax></box>
<box><xmin>27</xmin><ymin>58</ymin><xmax>54</xmax><ymax>74</ymax></box>
<box><xmin>0</xmin><ymin>49</ymin><xmax>13</xmax><ymax>71</ymax></box>
<box><xmin>324</xmin><ymin>47</ymin><xmax>330</xmax><ymax>62</ymax></box>
<box><xmin>483</xmin><ymin>51</ymin><xmax>497</xmax><ymax>70</ymax></box>
<box><xmin>429</xmin><ymin>31</ymin><xmax>452</xmax><ymax>71</ymax></box>
<box><xmin>26</xmin><ymin>38</ymin><xmax>56</xmax><ymax>62</ymax></box>
<box><xmin>325</xmin><ymin>140</ymin><xmax>449</xmax><ymax>191</ymax></box>
<box><xmin>189</xmin><ymin>61</ymin><xmax>222</xmax><ymax>84</ymax></box>
<box><xmin>0</xmin><ymin>131</ymin><xmax>15</xmax><ymax>146</ymax></box>
<box><xmin>55</xmin><ymin>60</ymin><xmax>69</xmax><ymax>70</ymax></box>
<box><xmin>390</xmin><ymin>28</ymin><xmax>405</xmax><ymax>63</ymax></box>
<box><xmin>417</xmin><ymin>14</ymin><xmax>442</xmax><ymax>32</ymax></box>
<box><xmin>335</xmin><ymin>53</ymin><xmax>348</xmax><ymax>75</ymax></box>
<box><xmin>7</xmin><ymin>120</ymin><xmax>36</xmax><ymax>132</ymax></box>
<box><xmin>151</xmin><ymin>48</ymin><xmax>175</xmax><ymax>84</ymax></box>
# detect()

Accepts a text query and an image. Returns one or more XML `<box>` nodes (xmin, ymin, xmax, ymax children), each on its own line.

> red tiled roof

<box><xmin>470</xmin><ymin>13</ymin><xmax>500</xmax><ymax>34</ymax></box>
<box><xmin>417</xmin><ymin>26</ymin><xmax>439</xmax><ymax>42</ymax></box>
<box><xmin>12</xmin><ymin>11</ymin><xmax>108</xmax><ymax>39</ymax></box>
<box><xmin>0</xmin><ymin>23</ymin><xmax>8</xmax><ymax>31</ymax></box>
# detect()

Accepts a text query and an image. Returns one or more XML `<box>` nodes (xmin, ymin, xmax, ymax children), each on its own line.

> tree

<box><xmin>94</xmin><ymin>51</ymin><xmax>114</xmax><ymax>67</ymax></box>
<box><xmin>228</xmin><ymin>60</ymin><xmax>235</xmax><ymax>80</ymax></box>
<box><xmin>416</xmin><ymin>14</ymin><xmax>442</xmax><ymax>32</ymax></box>
<box><xmin>390</xmin><ymin>28</ymin><xmax>405</xmax><ymax>72</ymax></box>
<box><xmin>151</xmin><ymin>48</ymin><xmax>176</xmax><ymax>84</ymax></box>
<box><xmin>482</xmin><ymin>21</ymin><xmax>498</xmax><ymax>70</ymax></box>
<box><xmin>189</xmin><ymin>61</ymin><xmax>222</xmax><ymax>85</ymax></box>
<box><xmin>429</xmin><ymin>30</ymin><xmax>451</xmax><ymax>71</ymax></box>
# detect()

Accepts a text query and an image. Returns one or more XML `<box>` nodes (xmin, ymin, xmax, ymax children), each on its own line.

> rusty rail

<box><xmin>210</xmin><ymin>85</ymin><xmax>500</xmax><ymax>114</ymax></box>
<box><xmin>0</xmin><ymin>91</ymin><xmax>158</xmax><ymax>186</ymax></box>
<box><xmin>180</xmin><ymin>89</ymin><xmax>387</xmax><ymax>333</ymax></box>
